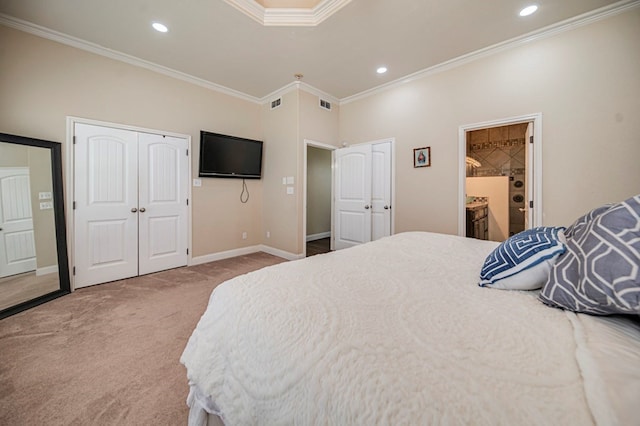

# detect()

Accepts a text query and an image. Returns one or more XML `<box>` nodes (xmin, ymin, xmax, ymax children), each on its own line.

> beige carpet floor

<box><xmin>0</xmin><ymin>252</ymin><xmax>285</xmax><ymax>425</ymax></box>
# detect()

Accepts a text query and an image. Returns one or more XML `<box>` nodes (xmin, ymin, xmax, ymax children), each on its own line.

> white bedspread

<box><xmin>181</xmin><ymin>232</ymin><xmax>602</xmax><ymax>425</ymax></box>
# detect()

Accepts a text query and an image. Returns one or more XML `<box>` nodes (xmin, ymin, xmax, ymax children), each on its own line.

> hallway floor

<box><xmin>306</xmin><ymin>238</ymin><xmax>331</xmax><ymax>257</ymax></box>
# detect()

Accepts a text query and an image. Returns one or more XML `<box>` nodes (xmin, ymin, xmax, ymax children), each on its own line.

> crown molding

<box><xmin>340</xmin><ymin>0</ymin><xmax>640</xmax><ymax>105</ymax></box>
<box><xmin>260</xmin><ymin>81</ymin><xmax>340</xmax><ymax>105</ymax></box>
<box><xmin>2</xmin><ymin>0</ymin><xmax>637</xmax><ymax>107</ymax></box>
<box><xmin>0</xmin><ymin>13</ymin><xmax>262</xmax><ymax>104</ymax></box>
<box><xmin>223</xmin><ymin>0</ymin><xmax>352</xmax><ymax>26</ymax></box>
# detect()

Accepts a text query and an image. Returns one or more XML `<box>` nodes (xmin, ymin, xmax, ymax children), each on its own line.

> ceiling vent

<box><xmin>271</xmin><ymin>97</ymin><xmax>282</xmax><ymax>109</ymax></box>
<box><xmin>319</xmin><ymin>98</ymin><xmax>332</xmax><ymax>111</ymax></box>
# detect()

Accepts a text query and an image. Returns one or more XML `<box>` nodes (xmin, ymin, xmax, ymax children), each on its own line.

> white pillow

<box><xmin>479</xmin><ymin>227</ymin><xmax>566</xmax><ymax>290</ymax></box>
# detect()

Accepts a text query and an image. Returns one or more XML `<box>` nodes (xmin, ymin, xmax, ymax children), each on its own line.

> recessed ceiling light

<box><xmin>152</xmin><ymin>22</ymin><xmax>168</xmax><ymax>33</ymax></box>
<box><xmin>519</xmin><ymin>5</ymin><xmax>538</xmax><ymax>17</ymax></box>
<box><xmin>377</xmin><ymin>66</ymin><xmax>388</xmax><ymax>74</ymax></box>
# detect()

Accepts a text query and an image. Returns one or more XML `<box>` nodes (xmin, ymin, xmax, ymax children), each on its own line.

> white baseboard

<box><xmin>36</xmin><ymin>265</ymin><xmax>58</xmax><ymax>276</ymax></box>
<box><xmin>260</xmin><ymin>245</ymin><xmax>304</xmax><ymax>261</ymax></box>
<box><xmin>306</xmin><ymin>231</ymin><xmax>331</xmax><ymax>242</ymax></box>
<box><xmin>190</xmin><ymin>244</ymin><xmax>304</xmax><ymax>265</ymax></box>
<box><xmin>191</xmin><ymin>245</ymin><xmax>262</xmax><ymax>265</ymax></box>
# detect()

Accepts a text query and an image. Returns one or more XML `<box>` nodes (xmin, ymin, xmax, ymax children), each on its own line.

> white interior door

<box><xmin>334</xmin><ymin>145</ymin><xmax>372</xmax><ymax>250</ymax></box>
<box><xmin>74</xmin><ymin>124</ymin><xmax>139</xmax><ymax>288</ymax></box>
<box><xmin>0</xmin><ymin>168</ymin><xmax>37</xmax><ymax>278</ymax></box>
<box><xmin>138</xmin><ymin>133</ymin><xmax>188</xmax><ymax>275</ymax></box>
<box><xmin>371</xmin><ymin>142</ymin><xmax>392</xmax><ymax>241</ymax></box>
<box><xmin>524</xmin><ymin>122</ymin><xmax>534</xmax><ymax>229</ymax></box>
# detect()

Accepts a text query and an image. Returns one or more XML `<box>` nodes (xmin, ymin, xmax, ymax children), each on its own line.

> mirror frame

<box><xmin>0</xmin><ymin>132</ymin><xmax>71</xmax><ymax>320</ymax></box>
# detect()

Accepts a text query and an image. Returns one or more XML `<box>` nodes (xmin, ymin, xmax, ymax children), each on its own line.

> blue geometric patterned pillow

<box><xmin>539</xmin><ymin>195</ymin><xmax>640</xmax><ymax>316</ymax></box>
<box><xmin>479</xmin><ymin>227</ymin><xmax>566</xmax><ymax>290</ymax></box>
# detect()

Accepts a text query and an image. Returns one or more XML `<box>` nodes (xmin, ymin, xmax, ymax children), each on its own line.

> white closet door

<box><xmin>371</xmin><ymin>142</ymin><xmax>392</xmax><ymax>241</ymax></box>
<box><xmin>334</xmin><ymin>145</ymin><xmax>372</xmax><ymax>250</ymax></box>
<box><xmin>74</xmin><ymin>124</ymin><xmax>139</xmax><ymax>288</ymax></box>
<box><xmin>0</xmin><ymin>168</ymin><xmax>36</xmax><ymax>277</ymax></box>
<box><xmin>138</xmin><ymin>133</ymin><xmax>188</xmax><ymax>275</ymax></box>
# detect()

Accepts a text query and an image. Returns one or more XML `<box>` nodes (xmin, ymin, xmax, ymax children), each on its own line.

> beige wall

<box><xmin>306</xmin><ymin>146</ymin><xmax>332</xmax><ymax>237</ymax></box>
<box><xmin>261</xmin><ymin>88</ymin><xmax>340</xmax><ymax>255</ymax></box>
<box><xmin>261</xmin><ymin>91</ymin><xmax>300</xmax><ymax>254</ymax></box>
<box><xmin>3</xmin><ymin>8</ymin><xmax>637</xmax><ymax>263</ymax></box>
<box><xmin>339</xmin><ymin>9</ymin><xmax>640</xmax><ymax>233</ymax></box>
<box><xmin>298</xmin><ymin>89</ymin><xmax>340</xmax><ymax>252</ymax></box>
<box><xmin>0</xmin><ymin>25</ymin><xmax>263</xmax><ymax>258</ymax></box>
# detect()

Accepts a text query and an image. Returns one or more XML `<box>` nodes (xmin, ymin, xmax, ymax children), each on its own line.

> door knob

<box><xmin>364</xmin><ymin>205</ymin><xmax>370</xmax><ymax>209</ymax></box>
<box><xmin>131</xmin><ymin>208</ymin><xmax>138</xmax><ymax>213</ymax></box>
<box><xmin>384</xmin><ymin>205</ymin><xmax>390</xmax><ymax>210</ymax></box>
<box><xmin>139</xmin><ymin>207</ymin><xmax>146</xmax><ymax>213</ymax></box>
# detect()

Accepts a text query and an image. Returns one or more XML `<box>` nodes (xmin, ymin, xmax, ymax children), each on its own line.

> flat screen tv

<box><xmin>199</xmin><ymin>131</ymin><xmax>263</xmax><ymax>179</ymax></box>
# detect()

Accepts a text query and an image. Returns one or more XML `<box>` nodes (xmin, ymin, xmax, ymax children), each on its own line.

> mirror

<box><xmin>0</xmin><ymin>133</ymin><xmax>70</xmax><ymax>319</ymax></box>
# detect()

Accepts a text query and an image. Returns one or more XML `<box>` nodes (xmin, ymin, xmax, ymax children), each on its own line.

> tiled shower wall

<box><xmin>467</xmin><ymin>123</ymin><xmax>528</xmax><ymax>236</ymax></box>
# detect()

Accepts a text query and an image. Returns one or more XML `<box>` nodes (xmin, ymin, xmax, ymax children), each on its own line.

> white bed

<box><xmin>181</xmin><ymin>231</ymin><xmax>640</xmax><ymax>425</ymax></box>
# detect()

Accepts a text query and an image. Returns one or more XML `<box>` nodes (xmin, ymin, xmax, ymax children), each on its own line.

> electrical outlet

<box><xmin>242</xmin><ymin>232</ymin><xmax>247</xmax><ymax>240</ymax></box>
<box><xmin>39</xmin><ymin>191</ymin><xmax>52</xmax><ymax>200</ymax></box>
<box><xmin>286</xmin><ymin>186</ymin><xmax>294</xmax><ymax>195</ymax></box>
<box><xmin>193</xmin><ymin>179</ymin><xmax>202</xmax><ymax>187</ymax></box>
<box><xmin>39</xmin><ymin>201</ymin><xmax>53</xmax><ymax>210</ymax></box>
<box><xmin>266</xmin><ymin>231</ymin><xmax>270</xmax><ymax>238</ymax></box>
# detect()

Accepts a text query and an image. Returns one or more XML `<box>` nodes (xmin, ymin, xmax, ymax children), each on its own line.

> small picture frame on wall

<box><xmin>413</xmin><ymin>147</ymin><xmax>431</xmax><ymax>168</ymax></box>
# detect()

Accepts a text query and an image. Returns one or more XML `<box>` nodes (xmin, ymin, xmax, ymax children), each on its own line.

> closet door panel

<box><xmin>74</xmin><ymin>124</ymin><xmax>139</xmax><ymax>288</ymax></box>
<box><xmin>334</xmin><ymin>145</ymin><xmax>372</xmax><ymax>250</ymax></box>
<box><xmin>138</xmin><ymin>133</ymin><xmax>188</xmax><ymax>275</ymax></box>
<box><xmin>371</xmin><ymin>142</ymin><xmax>392</xmax><ymax>241</ymax></box>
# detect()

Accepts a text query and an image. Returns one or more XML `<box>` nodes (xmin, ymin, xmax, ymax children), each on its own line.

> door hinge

<box><xmin>186</xmin><ymin>149</ymin><xmax>189</xmax><ymax>156</ymax></box>
<box><xmin>73</xmin><ymin>266</ymin><xmax>76</xmax><ymax>276</ymax></box>
<box><xmin>186</xmin><ymin>248</ymin><xmax>189</xmax><ymax>255</ymax></box>
<box><xmin>529</xmin><ymin>200</ymin><xmax>534</xmax><ymax>208</ymax></box>
<box><xmin>73</xmin><ymin>136</ymin><xmax>76</xmax><ymax>145</ymax></box>
<box><xmin>186</xmin><ymin>198</ymin><xmax>189</xmax><ymax>206</ymax></box>
<box><xmin>73</xmin><ymin>201</ymin><xmax>76</xmax><ymax>209</ymax></box>
<box><xmin>529</xmin><ymin>136</ymin><xmax>533</xmax><ymax>144</ymax></box>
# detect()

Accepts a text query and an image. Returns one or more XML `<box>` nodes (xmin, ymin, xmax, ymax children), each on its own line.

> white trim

<box><xmin>340</xmin><ymin>0</ymin><xmax>640</xmax><ymax>104</ymax></box>
<box><xmin>222</xmin><ymin>0</ymin><xmax>352</xmax><ymax>26</ymax></box>
<box><xmin>0</xmin><ymin>14</ymin><xmax>261</xmax><ymax>104</ymax></box>
<box><xmin>458</xmin><ymin>113</ymin><xmax>543</xmax><ymax>237</ymax></box>
<box><xmin>260</xmin><ymin>81</ymin><xmax>339</xmax><ymax>106</ymax></box>
<box><xmin>65</xmin><ymin>116</ymin><xmax>193</xmax><ymax>291</ymax></box>
<box><xmin>36</xmin><ymin>264</ymin><xmax>58</xmax><ymax>276</ymax></box>
<box><xmin>303</xmin><ymin>139</ymin><xmax>338</xmax><ymax>257</ymax></box>
<box><xmin>306</xmin><ymin>231</ymin><xmax>331</xmax><ymax>242</ymax></box>
<box><xmin>191</xmin><ymin>245</ymin><xmax>262</xmax><ymax>265</ymax></box>
<box><xmin>260</xmin><ymin>244</ymin><xmax>304</xmax><ymax>261</ymax></box>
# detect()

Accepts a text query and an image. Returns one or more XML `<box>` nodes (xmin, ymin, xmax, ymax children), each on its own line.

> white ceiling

<box><xmin>0</xmin><ymin>0</ymin><xmax>628</xmax><ymax>101</ymax></box>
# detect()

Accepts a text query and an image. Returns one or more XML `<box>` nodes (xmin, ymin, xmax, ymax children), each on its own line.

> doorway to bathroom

<box><xmin>458</xmin><ymin>114</ymin><xmax>542</xmax><ymax>242</ymax></box>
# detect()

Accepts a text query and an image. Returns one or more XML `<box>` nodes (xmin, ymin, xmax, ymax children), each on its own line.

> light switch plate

<box><xmin>193</xmin><ymin>179</ymin><xmax>202</xmax><ymax>187</ymax></box>
<box><xmin>40</xmin><ymin>201</ymin><xmax>53</xmax><ymax>210</ymax></box>
<box><xmin>286</xmin><ymin>176</ymin><xmax>294</xmax><ymax>185</ymax></box>
<box><xmin>282</xmin><ymin>177</ymin><xmax>287</xmax><ymax>185</ymax></box>
<box><xmin>39</xmin><ymin>191</ymin><xmax>52</xmax><ymax>200</ymax></box>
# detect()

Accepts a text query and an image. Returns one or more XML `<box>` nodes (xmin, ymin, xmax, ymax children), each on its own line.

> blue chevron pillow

<box><xmin>540</xmin><ymin>195</ymin><xmax>640</xmax><ymax>316</ymax></box>
<box><xmin>479</xmin><ymin>227</ymin><xmax>566</xmax><ymax>290</ymax></box>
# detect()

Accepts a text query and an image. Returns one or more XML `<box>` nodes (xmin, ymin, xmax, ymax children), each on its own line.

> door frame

<box><xmin>65</xmin><ymin>116</ymin><xmax>192</xmax><ymax>291</ymax></box>
<box><xmin>302</xmin><ymin>139</ymin><xmax>337</xmax><ymax>257</ymax></box>
<box><xmin>457</xmin><ymin>113</ymin><xmax>542</xmax><ymax>237</ymax></box>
